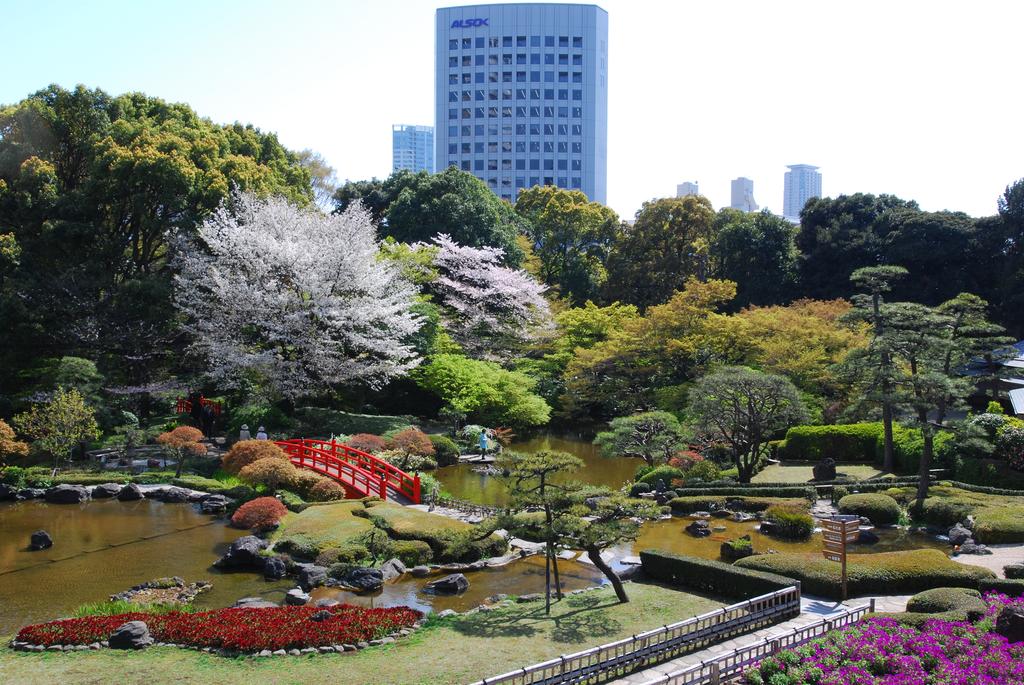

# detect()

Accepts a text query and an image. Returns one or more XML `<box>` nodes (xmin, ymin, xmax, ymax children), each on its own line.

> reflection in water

<box><xmin>0</xmin><ymin>499</ymin><xmax>293</xmax><ymax>636</ymax></box>
<box><xmin>436</xmin><ymin>430</ymin><xmax>639</xmax><ymax>506</ymax></box>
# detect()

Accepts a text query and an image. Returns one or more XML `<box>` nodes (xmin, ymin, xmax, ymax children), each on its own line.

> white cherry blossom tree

<box><xmin>426</xmin><ymin>233</ymin><xmax>551</xmax><ymax>358</ymax></box>
<box><xmin>174</xmin><ymin>192</ymin><xmax>422</xmax><ymax>398</ymax></box>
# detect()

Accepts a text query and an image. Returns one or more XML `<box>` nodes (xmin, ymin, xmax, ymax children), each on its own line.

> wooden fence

<box><xmin>638</xmin><ymin>603</ymin><xmax>871</xmax><ymax>685</ymax></box>
<box><xmin>467</xmin><ymin>586</ymin><xmax>801</xmax><ymax>685</ymax></box>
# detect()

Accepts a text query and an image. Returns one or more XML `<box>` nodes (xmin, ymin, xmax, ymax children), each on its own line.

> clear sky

<box><xmin>3</xmin><ymin>0</ymin><xmax>1021</xmax><ymax>219</ymax></box>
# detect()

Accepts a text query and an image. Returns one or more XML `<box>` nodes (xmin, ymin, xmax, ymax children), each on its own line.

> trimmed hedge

<box><xmin>837</xmin><ymin>493</ymin><xmax>902</xmax><ymax>526</ymax></box>
<box><xmin>668</xmin><ymin>496</ymin><xmax>808</xmax><ymax>514</ymax></box>
<box><xmin>906</xmin><ymin>587</ymin><xmax>986</xmax><ymax>617</ymax></box>
<box><xmin>763</xmin><ymin>504</ymin><xmax>814</xmax><ymax>539</ymax></box>
<box><xmin>779</xmin><ymin>423</ymin><xmax>882</xmax><ymax>462</ymax></box>
<box><xmin>979</xmin><ymin>579</ymin><xmax>1024</xmax><ymax>597</ymax></box>
<box><xmin>734</xmin><ymin>549</ymin><xmax>995</xmax><ymax>600</ymax></box>
<box><xmin>429</xmin><ymin>434</ymin><xmax>461</xmax><ymax>467</ymax></box>
<box><xmin>640</xmin><ymin>550</ymin><xmax>796</xmax><ymax>599</ymax></box>
<box><xmin>637</xmin><ymin>465</ymin><xmax>686</xmax><ymax>486</ymax></box>
<box><xmin>668</xmin><ymin>486</ymin><xmax>817</xmax><ymax>501</ymax></box>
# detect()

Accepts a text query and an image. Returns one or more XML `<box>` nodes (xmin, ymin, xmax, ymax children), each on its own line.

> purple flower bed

<box><xmin>743</xmin><ymin>593</ymin><xmax>1024</xmax><ymax>684</ymax></box>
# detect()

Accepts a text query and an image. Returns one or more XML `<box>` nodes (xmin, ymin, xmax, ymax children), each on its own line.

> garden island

<box><xmin>1</xmin><ymin>84</ymin><xmax>1024</xmax><ymax>685</ymax></box>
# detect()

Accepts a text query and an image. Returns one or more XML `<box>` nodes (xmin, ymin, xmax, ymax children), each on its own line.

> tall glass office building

<box><xmin>392</xmin><ymin>124</ymin><xmax>435</xmax><ymax>173</ymax></box>
<box><xmin>435</xmin><ymin>4</ymin><xmax>608</xmax><ymax>204</ymax></box>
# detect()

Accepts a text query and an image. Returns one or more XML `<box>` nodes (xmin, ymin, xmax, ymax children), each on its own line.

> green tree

<box><xmin>0</xmin><ymin>85</ymin><xmax>312</xmax><ymax>391</ymax></box>
<box><xmin>384</xmin><ymin>167</ymin><xmax>525</xmax><ymax>264</ymax></box>
<box><xmin>514</xmin><ymin>185</ymin><xmax>620</xmax><ymax>304</ymax></box>
<box><xmin>594</xmin><ymin>411</ymin><xmax>688</xmax><ymax>467</ymax></box>
<box><xmin>295</xmin><ymin>148</ymin><xmax>338</xmax><ymax>207</ymax></box>
<box><xmin>796</xmin><ymin>193</ymin><xmax>919</xmax><ymax>299</ymax></box>
<box><xmin>13</xmin><ymin>386</ymin><xmax>99</xmax><ymax>471</ymax></box>
<box><xmin>415</xmin><ymin>353</ymin><xmax>551</xmax><ymax>428</ymax></box>
<box><xmin>496</xmin><ymin>450</ymin><xmax>583</xmax><ymax>614</ymax></box>
<box><xmin>688</xmin><ymin>367</ymin><xmax>807</xmax><ymax>483</ymax></box>
<box><xmin>842</xmin><ymin>266</ymin><xmax>908</xmax><ymax>472</ymax></box>
<box><xmin>604</xmin><ymin>195</ymin><xmax>717</xmax><ymax>309</ymax></box>
<box><xmin>554</xmin><ymin>490</ymin><xmax>660</xmax><ymax>603</ymax></box>
<box><xmin>331</xmin><ymin>171</ymin><xmax>414</xmax><ymax>226</ymax></box>
<box><xmin>711</xmin><ymin>208</ymin><xmax>798</xmax><ymax>308</ymax></box>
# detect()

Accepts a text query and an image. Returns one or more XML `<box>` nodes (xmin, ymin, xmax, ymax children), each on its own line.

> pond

<box><xmin>436</xmin><ymin>429</ymin><xmax>638</xmax><ymax>506</ymax></box>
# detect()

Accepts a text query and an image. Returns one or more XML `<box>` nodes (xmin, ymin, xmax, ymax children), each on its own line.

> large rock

<box><xmin>297</xmin><ymin>564</ymin><xmax>328</xmax><ymax>591</ymax></box>
<box><xmin>17</xmin><ymin>488</ymin><xmax>45</xmax><ymax>500</ymax></box>
<box><xmin>151</xmin><ymin>487</ymin><xmax>191</xmax><ymax>503</ymax></box>
<box><xmin>44</xmin><ymin>484</ymin><xmax>90</xmax><ymax>504</ymax></box>
<box><xmin>959</xmin><ymin>539</ymin><xmax>992</xmax><ymax>555</ymax></box>
<box><xmin>199</xmin><ymin>494</ymin><xmax>231</xmax><ymax>514</ymax></box>
<box><xmin>855</xmin><ymin>530</ymin><xmax>880</xmax><ymax>545</ymax></box>
<box><xmin>29</xmin><ymin>530</ymin><xmax>53</xmax><ymax>551</ymax></box>
<box><xmin>996</xmin><ymin>605</ymin><xmax>1024</xmax><ymax>644</ymax></box>
<box><xmin>0</xmin><ymin>483</ymin><xmax>16</xmax><ymax>501</ymax></box>
<box><xmin>380</xmin><ymin>558</ymin><xmax>407</xmax><ymax>582</ymax></box>
<box><xmin>410</xmin><ymin>565</ymin><xmax>431</xmax><ymax>578</ymax></box>
<box><xmin>342</xmin><ymin>567</ymin><xmax>384</xmax><ymax>592</ymax></box>
<box><xmin>214</xmin><ymin>535</ymin><xmax>268</xmax><ymax>569</ymax></box>
<box><xmin>117</xmin><ymin>483</ymin><xmax>145</xmax><ymax>501</ymax></box>
<box><xmin>108</xmin><ymin>621</ymin><xmax>153</xmax><ymax>650</ymax></box>
<box><xmin>285</xmin><ymin>587</ymin><xmax>310</xmax><ymax>606</ymax></box>
<box><xmin>685</xmin><ymin>520</ymin><xmax>711</xmax><ymax>537</ymax></box>
<box><xmin>812</xmin><ymin>458</ymin><xmax>837</xmax><ymax>482</ymax></box>
<box><xmin>948</xmin><ymin>523</ymin><xmax>973</xmax><ymax>546</ymax></box>
<box><xmin>424</xmin><ymin>573</ymin><xmax>469</xmax><ymax>595</ymax></box>
<box><xmin>91</xmin><ymin>483</ymin><xmax>122</xmax><ymax>499</ymax></box>
<box><xmin>263</xmin><ymin>556</ymin><xmax>288</xmax><ymax>580</ymax></box>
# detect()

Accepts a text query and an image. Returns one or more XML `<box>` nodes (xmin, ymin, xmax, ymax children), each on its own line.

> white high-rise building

<box><xmin>783</xmin><ymin>164</ymin><xmax>821</xmax><ymax>222</ymax></box>
<box><xmin>393</xmin><ymin>125</ymin><xmax>434</xmax><ymax>173</ymax></box>
<box><xmin>730</xmin><ymin>177</ymin><xmax>758</xmax><ymax>212</ymax></box>
<box><xmin>676</xmin><ymin>181</ymin><xmax>699</xmax><ymax>197</ymax></box>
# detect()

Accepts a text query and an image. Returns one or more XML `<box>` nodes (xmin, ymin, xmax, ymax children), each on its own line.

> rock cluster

<box><xmin>686</xmin><ymin>519</ymin><xmax>711</xmax><ymax>537</ymax></box>
<box><xmin>29</xmin><ymin>530</ymin><xmax>53</xmax><ymax>551</ymax></box>
<box><xmin>423</xmin><ymin>573</ymin><xmax>469</xmax><ymax>595</ymax></box>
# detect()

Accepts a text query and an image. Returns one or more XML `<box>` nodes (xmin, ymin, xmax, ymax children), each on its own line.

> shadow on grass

<box><xmin>447</xmin><ymin>592</ymin><xmax>624</xmax><ymax>643</ymax></box>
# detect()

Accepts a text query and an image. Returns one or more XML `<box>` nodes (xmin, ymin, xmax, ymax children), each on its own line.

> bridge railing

<box><xmin>637</xmin><ymin>603</ymin><xmax>870</xmax><ymax>685</ymax></box>
<box><xmin>275</xmin><ymin>440</ymin><xmax>386</xmax><ymax>499</ymax></box>
<box><xmin>468</xmin><ymin>586</ymin><xmax>801</xmax><ymax>685</ymax></box>
<box><xmin>277</xmin><ymin>438</ymin><xmax>421</xmax><ymax>503</ymax></box>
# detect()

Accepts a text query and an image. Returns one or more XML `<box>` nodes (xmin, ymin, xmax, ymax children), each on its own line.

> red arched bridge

<box><xmin>272</xmin><ymin>438</ymin><xmax>422</xmax><ymax>504</ymax></box>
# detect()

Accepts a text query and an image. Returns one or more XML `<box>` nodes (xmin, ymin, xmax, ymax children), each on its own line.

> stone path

<box><xmin>610</xmin><ymin>594</ymin><xmax>910</xmax><ymax>685</ymax></box>
<box><xmin>951</xmin><ymin>543</ymin><xmax>1024</xmax><ymax>578</ymax></box>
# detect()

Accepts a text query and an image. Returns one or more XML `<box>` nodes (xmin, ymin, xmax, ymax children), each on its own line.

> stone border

<box><xmin>8</xmin><ymin>617</ymin><xmax>428</xmax><ymax>657</ymax></box>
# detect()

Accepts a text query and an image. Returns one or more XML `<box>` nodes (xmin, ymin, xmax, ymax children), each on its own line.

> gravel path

<box><xmin>951</xmin><ymin>543</ymin><xmax>1023</xmax><ymax>577</ymax></box>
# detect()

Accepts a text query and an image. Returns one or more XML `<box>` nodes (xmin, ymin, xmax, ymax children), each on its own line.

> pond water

<box><xmin>436</xmin><ymin>429</ymin><xmax>638</xmax><ymax>506</ymax></box>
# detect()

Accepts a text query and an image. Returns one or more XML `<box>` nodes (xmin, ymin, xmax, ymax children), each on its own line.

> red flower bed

<box><xmin>16</xmin><ymin>604</ymin><xmax>422</xmax><ymax>652</ymax></box>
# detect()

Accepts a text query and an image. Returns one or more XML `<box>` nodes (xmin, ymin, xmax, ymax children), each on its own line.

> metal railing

<box><xmin>638</xmin><ymin>603</ymin><xmax>870</xmax><ymax>685</ymax></box>
<box><xmin>468</xmin><ymin>586</ymin><xmax>801</xmax><ymax>685</ymax></box>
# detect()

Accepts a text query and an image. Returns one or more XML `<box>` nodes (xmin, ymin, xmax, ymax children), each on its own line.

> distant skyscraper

<box><xmin>677</xmin><ymin>181</ymin><xmax>699</xmax><ymax>197</ymax></box>
<box><xmin>435</xmin><ymin>4</ymin><xmax>609</xmax><ymax>203</ymax></box>
<box><xmin>730</xmin><ymin>177</ymin><xmax>758</xmax><ymax>212</ymax></box>
<box><xmin>783</xmin><ymin>164</ymin><xmax>821</xmax><ymax>221</ymax></box>
<box><xmin>392</xmin><ymin>125</ymin><xmax>435</xmax><ymax>173</ymax></box>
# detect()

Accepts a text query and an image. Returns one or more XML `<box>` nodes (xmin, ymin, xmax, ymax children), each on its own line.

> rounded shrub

<box><xmin>764</xmin><ymin>504</ymin><xmax>815</xmax><ymax>539</ymax></box>
<box><xmin>290</xmin><ymin>469</ymin><xmax>323</xmax><ymax>498</ymax></box>
<box><xmin>838</xmin><ymin>493</ymin><xmax>902</xmax><ymax>526</ymax></box>
<box><xmin>629</xmin><ymin>482</ymin><xmax>652</xmax><ymax>497</ymax></box>
<box><xmin>429</xmin><ymin>434</ymin><xmax>461</xmax><ymax>467</ymax></box>
<box><xmin>347</xmin><ymin>433</ymin><xmax>387</xmax><ymax>454</ymax></box>
<box><xmin>637</xmin><ymin>464</ymin><xmax>685</xmax><ymax>487</ymax></box>
<box><xmin>238</xmin><ymin>457</ymin><xmax>297</xmax><ymax>491</ymax></box>
<box><xmin>905</xmin><ymin>587</ymin><xmax>987</xmax><ymax>620</ymax></box>
<box><xmin>230</xmin><ymin>496</ymin><xmax>288</xmax><ymax>530</ymax></box>
<box><xmin>684</xmin><ymin>460</ymin><xmax>721</xmax><ymax>482</ymax></box>
<box><xmin>307</xmin><ymin>478</ymin><xmax>347</xmax><ymax>502</ymax></box>
<box><xmin>388</xmin><ymin>428</ymin><xmax>435</xmax><ymax>457</ymax></box>
<box><xmin>222</xmin><ymin>440</ymin><xmax>289</xmax><ymax>475</ymax></box>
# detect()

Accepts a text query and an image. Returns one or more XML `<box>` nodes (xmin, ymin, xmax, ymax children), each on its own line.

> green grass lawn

<box><xmin>0</xmin><ymin>583</ymin><xmax>722</xmax><ymax>685</ymax></box>
<box><xmin>272</xmin><ymin>500</ymin><xmax>373</xmax><ymax>552</ymax></box>
<box><xmin>752</xmin><ymin>463</ymin><xmax>882</xmax><ymax>484</ymax></box>
<box><xmin>889</xmin><ymin>485</ymin><xmax>1024</xmax><ymax>543</ymax></box>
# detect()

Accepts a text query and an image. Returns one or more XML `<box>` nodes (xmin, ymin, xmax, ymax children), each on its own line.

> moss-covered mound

<box><xmin>838</xmin><ymin>493</ymin><xmax>902</xmax><ymax>526</ymax></box>
<box><xmin>272</xmin><ymin>499</ymin><xmax>506</xmax><ymax>564</ymax></box>
<box><xmin>902</xmin><ymin>485</ymin><xmax>1024</xmax><ymax>543</ymax></box>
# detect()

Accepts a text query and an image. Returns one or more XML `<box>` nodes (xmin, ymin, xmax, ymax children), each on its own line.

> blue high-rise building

<box><xmin>435</xmin><ymin>4</ymin><xmax>608</xmax><ymax>204</ymax></box>
<box><xmin>392</xmin><ymin>124</ymin><xmax>435</xmax><ymax>173</ymax></box>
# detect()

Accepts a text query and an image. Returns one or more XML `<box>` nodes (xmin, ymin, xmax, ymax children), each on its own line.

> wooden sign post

<box><xmin>821</xmin><ymin>515</ymin><xmax>860</xmax><ymax>601</ymax></box>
